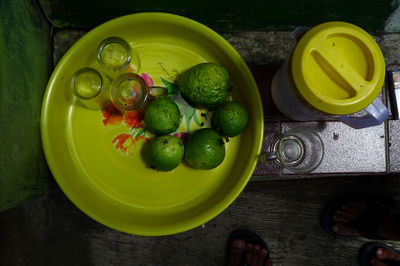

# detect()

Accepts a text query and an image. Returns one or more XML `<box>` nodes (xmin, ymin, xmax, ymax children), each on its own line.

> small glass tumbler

<box><xmin>111</xmin><ymin>73</ymin><xmax>167</xmax><ymax>112</ymax></box>
<box><xmin>261</xmin><ymin>127</ymin><xmax>324</xmax><ymax>174</ymax></box>
<box><xmin>97</xmin><ymin>37</ymin><xmax>140</xmax><ymax>75</ymax></box>
<box><xmin>71</xmin><ymin>67</ymin><xmax>110</xmax><ymax>110</ymax></box>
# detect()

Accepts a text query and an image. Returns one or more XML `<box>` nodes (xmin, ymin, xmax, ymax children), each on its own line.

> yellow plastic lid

<box><xmin>291</xmin><ymin>21</ymin><xmax>385</xmax><ymax>115</ymax></box>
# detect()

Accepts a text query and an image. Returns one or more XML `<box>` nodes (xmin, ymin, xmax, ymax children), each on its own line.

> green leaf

<box><xmin>174</xmin><ymin>102</ymin><xmax>184</xmax><ymax>125</ymax></box>
<box><xmin>161</xmin><ymin>77</ymin><xmax>179</xmax><ymax>97</ymax></box>
<box><xmin>192</xmin><ymin>112</ymin><xmax>201</xmax><ymax>126</ymax></box>
<box><xmin>131</xmin><ymin>127</ymin><xmax>146</xmax><ymax>138</ymax></box>
<box><xmin>185</xmin><ymin>106</ymin><xmax>196</xmax><ymax>131</ymax></box>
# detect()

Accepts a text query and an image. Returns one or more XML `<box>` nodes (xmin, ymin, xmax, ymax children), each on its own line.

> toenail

<box><xmin>377</xmin><ymin>248</ymin><xmax>383</xmax><ymax>256</ymax></box>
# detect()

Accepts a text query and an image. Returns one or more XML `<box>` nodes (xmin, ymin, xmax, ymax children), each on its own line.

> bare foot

<box><xmin>332</xmin><ymin>201</ymin><xmax>400</xmax><ymax>240</ymax></box>
<box><xmin>332</xmin><ymin>201</ymin><xmax>365</xmax><ymax>236</ymax></box>
<box><xmin>228</xmin><ymin>239</ymin><xmax>272</xmax><ymax>266</ymax></box>
<box><xmin>370</xmin><ymin>247</ymin><xmax>400</xmax><ymax>266</ymax></box>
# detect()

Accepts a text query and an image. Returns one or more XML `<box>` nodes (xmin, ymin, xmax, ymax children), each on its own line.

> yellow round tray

<box><xmin>41</xmin><ymin>13</ymin><xmax>264</xmax><ymax>236</ymax></box>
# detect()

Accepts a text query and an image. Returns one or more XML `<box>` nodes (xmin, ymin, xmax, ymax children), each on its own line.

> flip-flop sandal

<box><xmin>320</xmin><ymin>195</ymin><xmax>399</xmax><ymax>239</ymax></box>
<box><xmin>225</xmin><ymin>230</ymin><xmax>270</xmax><ymax>266</ymax></box>
<box><xmin>359</xmin><ymin>242</ymin><xmax>400</xmax><ymax>266</ymax></box>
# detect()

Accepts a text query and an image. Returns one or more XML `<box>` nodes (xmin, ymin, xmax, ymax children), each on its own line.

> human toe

<box><xmin>376</xmin><ymin>247</ymin><xmax>400</xmax><ymax>261</ymax></box>
<box><xmin>332</xmin><ymin>222</ymin><xmax>360</xmax><ymax>236</ymax></box>
<box><xmin>227</xmin><ymin>239</ymin><xmax>245</xmax><ymax>266</ymax></box>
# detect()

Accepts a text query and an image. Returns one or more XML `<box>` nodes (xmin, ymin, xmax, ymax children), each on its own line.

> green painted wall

<box><xmin>39</xmin><ymin>0</ymin><xmax>398</xmax><ymax>31</ymax></box>
<box><xmin>0</xmin><ymin>0</ymin><xmax>51</xmax><ymax>211</ymax></box>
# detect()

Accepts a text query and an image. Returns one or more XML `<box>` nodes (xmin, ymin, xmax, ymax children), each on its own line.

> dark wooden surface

<box><xmin>1</xmin><ymin>175</ymin><xmax>400</xmax><ymax>265</ymax></box>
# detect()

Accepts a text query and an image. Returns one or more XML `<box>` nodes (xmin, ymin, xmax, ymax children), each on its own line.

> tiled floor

<box><xmin>253</xmin><ymin>121</ymin><xmax>388</xmax><ymax>179</ymax></box>
<box><xmin>53</xmin><ymin>29</ymin><xmax>400</xmax><ymax>179</ymax></box>
<box><xmin>253</xmin><ymin>122</ymin><xmax>281</xmax><ymax>176</ymax></box>
<box><xmin>282</xmin><ymin>122</ymin><xmax>387</xmax><ymax>175</ymax></box>
<box><xmin>389</xmin><ymin>120</ymin><xmax>400</xmax><ymax>172</ymax></box>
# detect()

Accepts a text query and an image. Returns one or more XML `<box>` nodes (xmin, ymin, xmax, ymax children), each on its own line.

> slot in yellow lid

<box><xmin>291</xmin><ymin>21</ymin><xmax>385</xmax><ymax>115</ymax></box>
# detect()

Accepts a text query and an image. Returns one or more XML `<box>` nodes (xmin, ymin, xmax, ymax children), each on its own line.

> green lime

<box><xmin>178</xmin><ymin>63</ymin><xmax>230</xmax><ymax>108</ymax></box>
<box><xmin>144</xmin><ymin>97</ymin><xmax>181</xmax><ymax>135</ymax></box>
<box><xmin>184</xmin><ymin>128</ymin><xmax>225</xmax><ymax>170</ymax></box>
<box><xmin>211</xmin><ymin>101</ymin><xmax>249</xmax><ymax>137</ymax></box>
<box><xmin>146</xmin><ymin>135</ymin><xmax>184</xmax><ymax>171</ymax></box>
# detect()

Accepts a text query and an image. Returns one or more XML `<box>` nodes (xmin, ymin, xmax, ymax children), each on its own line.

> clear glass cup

<box><xmin>71</xmin><ymin>67</ymin><xmax>110</xmax><ymax>110</ymax></box>
<box><xmin>97</xmin><ymin>36</ymin><xmax>140</xmax><ymax>75</ymax></box>
<box><xmin>111</xmin><ymin>73</ymin><xmax>167</xmax><ymax>112</ymax></box>
<box><xmin>261</xmin><ymin>127</ymin><xmax>324</xmax><ymax>174</ymax></box>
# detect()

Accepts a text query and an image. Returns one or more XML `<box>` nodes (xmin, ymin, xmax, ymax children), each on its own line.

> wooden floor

<box><xmin>1</xmin><ymin>175</ymin><xmax>400</xmax><ymax>266</ymax></box>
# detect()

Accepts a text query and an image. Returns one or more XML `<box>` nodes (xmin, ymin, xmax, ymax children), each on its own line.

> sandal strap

<box><xmin>359</xmin><ymin>242</ymin><xmax>400</xmax><ymax>266</ymax></box>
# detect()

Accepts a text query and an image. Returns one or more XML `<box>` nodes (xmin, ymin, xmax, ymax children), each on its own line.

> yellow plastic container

<box><xmin>271</xmin><ymin>22</ymin><xmax>389</xmax><ymax>129</ymax></box>
<box><xmin>292</xmin><ymin>21</ymin><xmax>385</xmax><ymax>115</ymax></box>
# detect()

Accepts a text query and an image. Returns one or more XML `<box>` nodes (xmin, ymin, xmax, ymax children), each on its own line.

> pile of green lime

<box><xmin>146</xmin><ymin>135</ymin><xmax>184</xmax><ymax>171</ymax></box>
<box><xmin>144</xmin><ymin>97</ymin><xmax>181</xmax><ymax>135</ymax></box>
<box><xmin>178</xmin><ymin>63</ymin><xmax>230</xmax><ymax>108</ymax></box>
<box><xmin>144</xmin><ymin>62</ymin><xmax>250</xmax><ymax>172</ymax></box>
